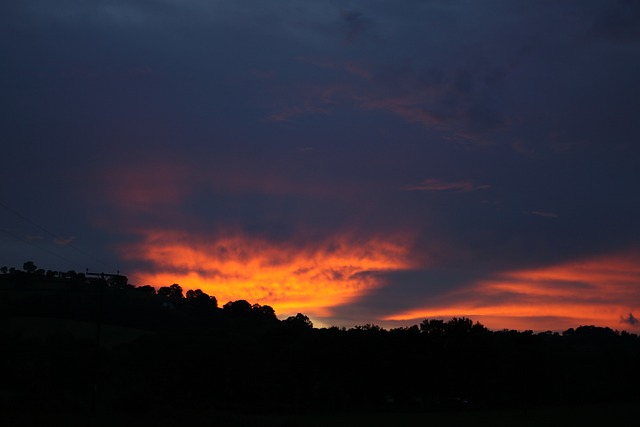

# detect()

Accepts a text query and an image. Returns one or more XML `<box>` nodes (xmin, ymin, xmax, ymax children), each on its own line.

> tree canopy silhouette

<box><xmin>1</xmin><ymin>261</ymin><xmax>639</xmax><ymax>417</ymax></box>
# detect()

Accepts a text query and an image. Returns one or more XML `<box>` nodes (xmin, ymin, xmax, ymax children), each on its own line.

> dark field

<box><xmin>4</xmin><ymin>402</ymin><xmax>640</xmax><ymax>427</ymax></box>
<box><xmin>2</xmin><ymin>272</ymin><xmax>640</xmax><ymax>427</ymax></box>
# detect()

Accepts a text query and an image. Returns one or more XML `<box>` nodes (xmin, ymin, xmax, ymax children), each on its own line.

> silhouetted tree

<box><xmin>353</xmin><ymin>323</ymin><xmax>383</xmax><ymax>334</ymax></box>
<box><xmin>445</xmin><ymin>316</ymin><xmax>474</xmax><ymax>334</ymax></box>
<box><xmin>223</xmin><ymin>299</ymin><xmax>252</xmax><ymax>316</ymax></box>
<box><xmin>23</xmin><ymin>261</ymin><xmax>37</xmax><ymax>273</ymax></box>
<box><xmin>252</xmin><ymin>303</ymin><xmax>277</xmax><ymax>321</ymax></box>
<box><xmin>186</xmin><ymin>288</ymin><xmax>218</xmax><ymax>314</ymax></box>
<box><xmin>284</xmin><ymin>313</ymin><xmax>313</xmax><ymax>329</ymax></box>
<box><xmin>135</xmin><ymin>285</ymin><xmax>156</xmax><ymax>294</ymax></box>
<box><xmin>158</xmin><ymin>283</ymin><xmax>183</xmax><ymax>299</ymax></box>
<box><xmin>186</xmin><ymin>288</ymin><xmax>209</xmax><ymax>302</ymax></box>
<box><xmin>420</xmin><ymin>319</ymin><xmax>446</xmax><ymax>335</ymax></box>
<box><xmin>107</xmin><ymin>274</ymin><xmax>129</xmax><ymax>290</ymax></box>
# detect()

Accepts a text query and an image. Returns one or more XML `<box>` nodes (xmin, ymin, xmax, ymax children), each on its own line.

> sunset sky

<box><xmin>2</xmin><ymin>0</ymin><xmax>640</xmax><ymax>331</ymax></box>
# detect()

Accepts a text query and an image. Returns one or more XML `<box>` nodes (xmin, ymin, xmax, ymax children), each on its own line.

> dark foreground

<box><xmin>2</xmin><ymin>267</ymin><xmax>640</xmax><ymax>425</ymax></box>
<box><xmin>3</xmin><ymin>401</ymin><xmax>640</xmax><ymax>427</ymax></box>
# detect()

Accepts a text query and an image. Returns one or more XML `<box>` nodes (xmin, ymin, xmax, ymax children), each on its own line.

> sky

<box><xmin>2</xmin><ymin>0</ymin><xmax>640</xmax><ymax>331</ymax></box>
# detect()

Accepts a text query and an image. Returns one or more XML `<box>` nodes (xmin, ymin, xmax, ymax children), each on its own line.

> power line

<box><xmin>0</xmin><ymin>201</ymin><xmax>128</xmax><ymax>276</ymax></box>
<box><xmin>0</xmin><ymin>201</ymin><xmax>117</xmax><ymax>270</ymax></box>
<box><xmin>0</xmin><ymin>227</ymin><xmax>80</xmax><ymax>269</ymax></box>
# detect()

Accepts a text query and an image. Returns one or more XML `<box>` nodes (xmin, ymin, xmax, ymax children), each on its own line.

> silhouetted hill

<box><xmin>1</xmin><ymin>261</ymin><xmax>639</xmax><ymax>421</ymax></box>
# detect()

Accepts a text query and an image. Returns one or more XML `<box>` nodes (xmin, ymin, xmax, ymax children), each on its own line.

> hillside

<box><xmin>1</xmin><ymin>262</ymin><xmax>640</xmax><ymax>423</ymax></box>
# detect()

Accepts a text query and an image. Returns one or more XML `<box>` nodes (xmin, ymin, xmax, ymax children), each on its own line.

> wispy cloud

<box><xmin>531</xmin><ymin>211</ymin><xmax>558</xmax><ymax>218</ymax></box>
<box><xmin>266</xmin><ymin>36</ymin><xmax>525</xmax><ymax>140</ymax></box>
<box><xmin>54</xmin><ymin>236</ymin><xmax>75</xmax><ymax>246</ymax></box>
<box><xmin>297</xmin><ymin>56</ymin><xmax>374</xmax><ymax>81</ymax></box>
<box><xmin>404</xmin><ymin>178</ymin><xmax>489</xmax><ymax>192</ymax></box>
<box><xmin>382</xmin><ymin>252</ymin><xmax>640</xmax><ymax>331</ymax></box>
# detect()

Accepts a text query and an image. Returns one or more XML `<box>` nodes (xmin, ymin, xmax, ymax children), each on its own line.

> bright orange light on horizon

<box><xmin>384</xmin><ymin>252</ymin><xmax>640</xmax><ymax>331</ymax></box>
<box><xmin>122</xmin><ymin>229</ymin><xmax>414</xmax><ymax>319</ymax></box>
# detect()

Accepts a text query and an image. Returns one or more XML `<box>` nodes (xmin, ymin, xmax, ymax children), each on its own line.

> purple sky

<box><xmin>2</xmin><ymin>0</ymin><xmax>640</xmax><ymax>330</ymax></box>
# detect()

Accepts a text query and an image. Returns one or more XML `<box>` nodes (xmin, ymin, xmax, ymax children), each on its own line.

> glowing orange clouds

<box><xmin>384</xmin><ymin>252</ymin><xmax>640</xmax><ymax>331</ymax></box>
<box><xmin>122</xmin><ymin>229</ymin><xmax>414</xmax><ymax>319</ymax></box>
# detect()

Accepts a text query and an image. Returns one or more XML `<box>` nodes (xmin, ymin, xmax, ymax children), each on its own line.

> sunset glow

<box><xmin>384</xmin><ymin>252</ymin><xmax>640</xmax><ymax>331</ymax></box>
<box><xmin>124</xmin><ymin>230</ymin><xmax>414</xmax><ymax>318</ymax></box>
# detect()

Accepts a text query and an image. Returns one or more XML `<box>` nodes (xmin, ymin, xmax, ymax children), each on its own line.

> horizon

<box><xmin>2</xmin><ymin>258</ymin><xmax>638</xmax><ymax>334</ymax></box>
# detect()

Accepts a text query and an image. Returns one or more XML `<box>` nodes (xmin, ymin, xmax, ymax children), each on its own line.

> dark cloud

<box><xmin>587</xmin><ymin>0</ymin><xmax>640</xmax><ymax>44</ymax></box>
<box><xmin>327</xmin><ymin>268</ymin><xmax>487</xmax><ymax>322</ymax></box>
<box><xmin>2</xmin><ymin>0</ymin><xmax>640</xmax><ymax>330</ymax></box>
<box><xmin>340</xmin><ymin>10</ymin><xmax>368</xmax><ymax>43</ymax></box>
<box><xmin>621</xmin><ymin>313</ymin><xmax>639</xmax><ymax>326</ymax></box>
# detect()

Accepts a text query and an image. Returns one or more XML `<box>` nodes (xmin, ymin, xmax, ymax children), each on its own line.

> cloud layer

<box><xmin>2</xmin><ymin>0</ymin><xmax>640</xmax><ymax>331</ymax></box>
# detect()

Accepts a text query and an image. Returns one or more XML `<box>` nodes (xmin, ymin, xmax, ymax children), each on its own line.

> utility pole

<box><xmin>85</xmin><ymin>271</ymin><xmax>126</xmax><ymax>414</ymax></box>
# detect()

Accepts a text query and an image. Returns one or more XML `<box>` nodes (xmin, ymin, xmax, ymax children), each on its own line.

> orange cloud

<box><xmin>122</xmin><ymin>229</ymin><xmax>414</xmax><ymax>319</ymax></box>
<box><xmin>384</xmin><ymin>252</ymin><xmax>640</xmax><ymax>331</ymax></box>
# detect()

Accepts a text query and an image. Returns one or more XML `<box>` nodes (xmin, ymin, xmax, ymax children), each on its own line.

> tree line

<box><xmin>1</xmin><ymin>261</ymin><xmax>639</xmax><ymax>417</ymax></box>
